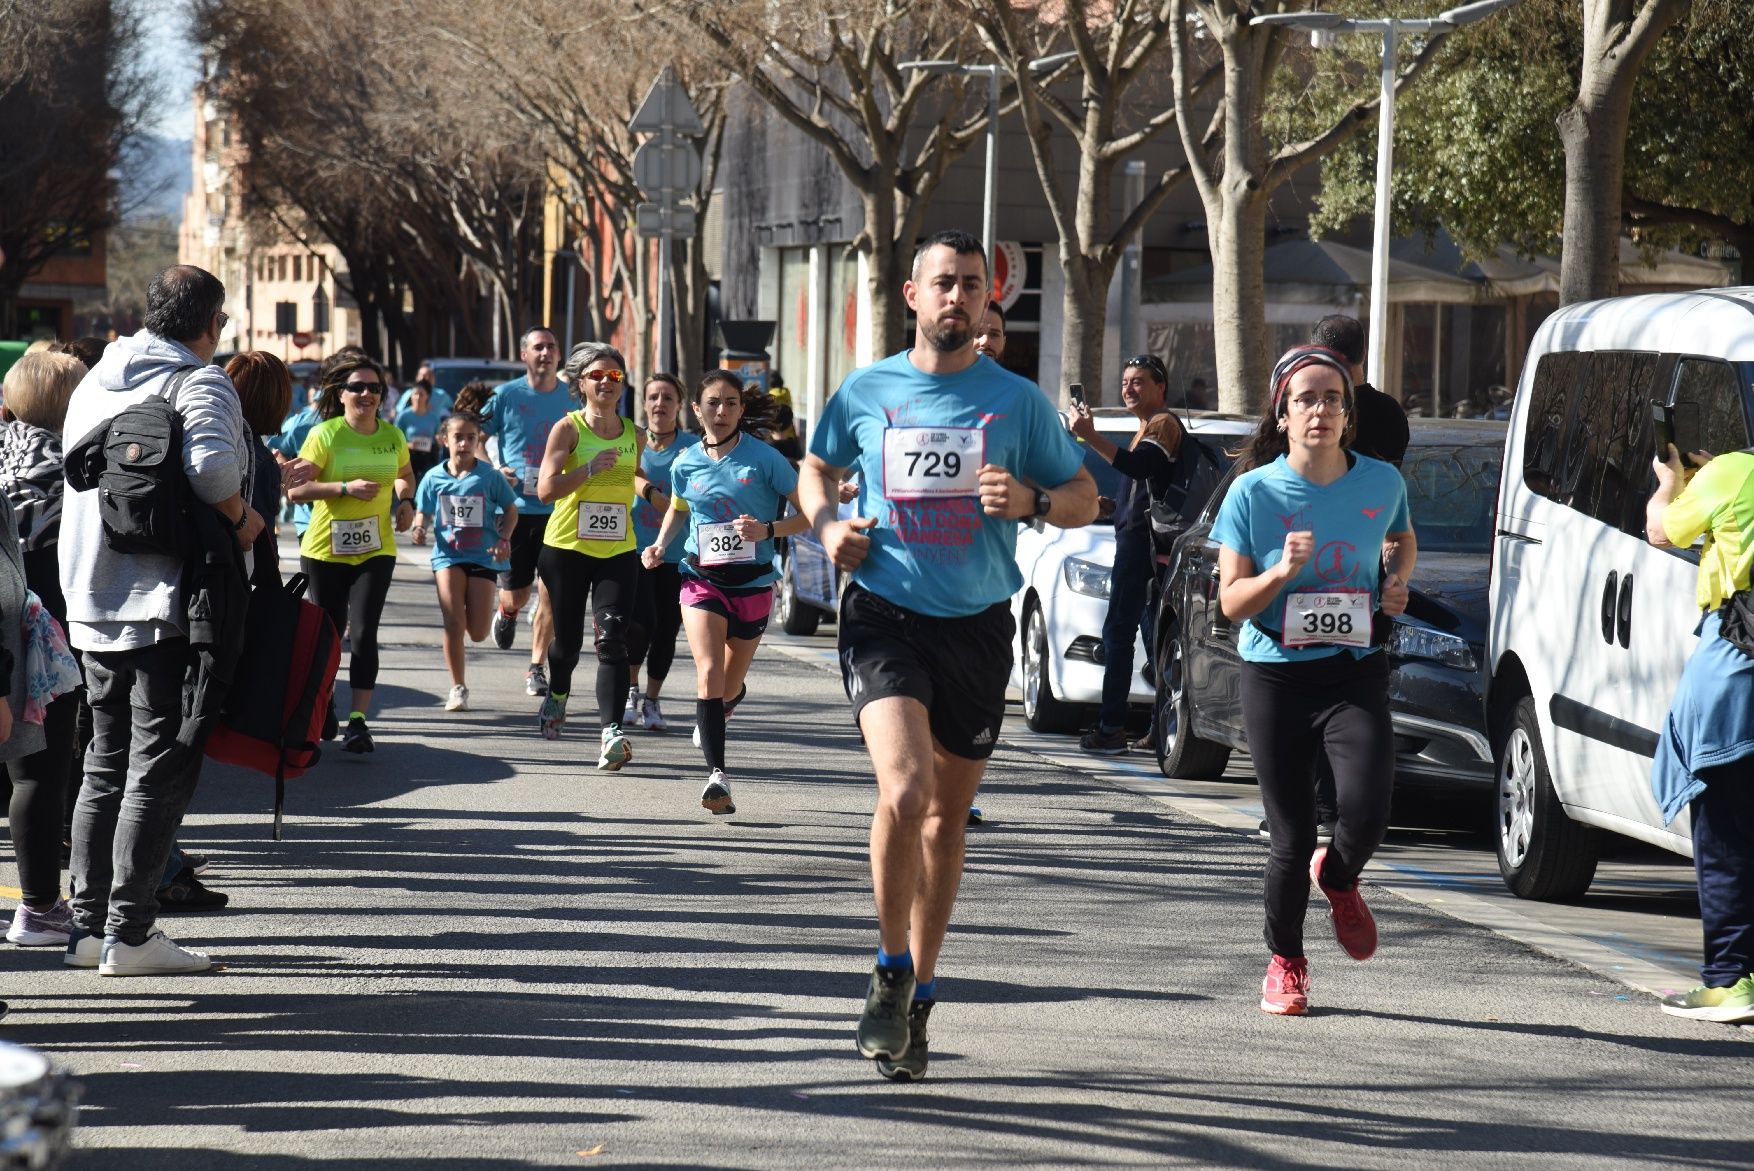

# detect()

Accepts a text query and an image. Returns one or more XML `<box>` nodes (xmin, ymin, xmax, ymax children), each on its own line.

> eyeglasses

<box><xmin>1288</xmin><ymin>392</ymin><xmax>1348</xmax><ymax>415</ymax></box>
<box><xmin>583</xmin><ymin>369</ymin><xmax>625</xmax><ymax>384</ymax></box>
<box><xmin>1126</xmin><ymin>354</ymin><xmax>1166</xmax><ymax>381</ymax></box>
<box><xmin>343</xmin><ymin>381</ymin><xmax>381</xmax><ymax>395</ymax></box>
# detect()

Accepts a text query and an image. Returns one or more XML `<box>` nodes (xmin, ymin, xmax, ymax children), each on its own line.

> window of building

<box><xmin>293</xmin><ymin>255</ymin><xmax>303</xmax><ymax>282</ymax></box>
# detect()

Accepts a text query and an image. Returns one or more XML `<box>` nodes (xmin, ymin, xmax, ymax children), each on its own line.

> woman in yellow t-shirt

<box><xmin>289</xmin><ymin>354</ymin><xmax>414</xmax><ymax>754</ymax></box>
<box><xmin>533</xmin><ymin>342</ymin><xmax>647</xmax><ymax>770</ymax></box>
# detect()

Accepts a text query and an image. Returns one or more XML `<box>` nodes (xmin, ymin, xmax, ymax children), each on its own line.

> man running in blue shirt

<box><xmin>482</xmin><ymin>327</ymin><xmax>568</xmax><ymax>697</ymax></box>
<box><xmin>800</xmin><ymin>230</ymin><xmax>1098</xmax><ymax>1081</ymax></box>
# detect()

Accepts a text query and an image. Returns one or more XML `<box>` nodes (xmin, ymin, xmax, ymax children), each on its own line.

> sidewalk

<box><xmin>1</xmin><ymin>536</ymin><xmax>1749</xmax><ymax>1168</ymax></box>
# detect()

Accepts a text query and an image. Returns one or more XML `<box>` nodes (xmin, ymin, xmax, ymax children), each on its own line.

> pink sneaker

<box><xmin>1310</xmin><ymin>846</ymin><xmax>1377</xmax><ymax>960</ymax></box>
<box><xmin>1261</xmin><ymin>954</ymin><xmax>1310</xmax><ymax>1015</ymax></box>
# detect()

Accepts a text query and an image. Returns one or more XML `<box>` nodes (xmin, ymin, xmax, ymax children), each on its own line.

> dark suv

<box><xmin>1151</xmin><ymin>419</ymin><xmax>1505</xmax><ymax>789</ymax></box>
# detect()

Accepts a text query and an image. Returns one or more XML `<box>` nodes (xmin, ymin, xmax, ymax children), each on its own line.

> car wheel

<box><xmin>775</xmin><ymin>554</ymin><xmax>820</xmax><ymax>637</ymax></box>
<box><xmin>1153</xmin><ymin>622</ymin><xmax>1230</xmax><ymax>779</ymax></box>
<box><xmin>1494</xmin><ymin>694</ymin><xmax>1598</xmax><ymax>901</ymax></box>
<box><xmin>1022</xmin><ymin>602</ymin><xmax>1082</xmax><ymax>734</ymax></box>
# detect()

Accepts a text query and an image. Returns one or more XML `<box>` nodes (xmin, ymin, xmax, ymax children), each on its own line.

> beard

<box><xmin>920</xmin><ymin>311</ymin><xmax>972</xmax><ymax>353</ymax></box>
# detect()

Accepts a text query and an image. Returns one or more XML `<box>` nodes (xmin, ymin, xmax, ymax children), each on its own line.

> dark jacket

<box><xmin>178</xmin><ymin>502</ymin><xmax>251</xmax><ymax>749</ymax></box>
<box><xmin>1352</xmin><ymin>383</ymin><xmax>1410</xmax><ymax>467</ymax></box>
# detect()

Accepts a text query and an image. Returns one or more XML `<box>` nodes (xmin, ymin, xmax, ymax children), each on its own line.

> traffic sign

<box><xmin>637</xmin><ymin>203</ymin><xmax>698</xmax><ymax>239</ymax></box>
<box><xmin>293</xmin><ymin>330</ymin><xmax>313</xmax><ymax>348</ymax></box>
<box><xmin>630</xmin><ymin>67</ymin><xmax>705</xmax><ymax>136</ymax></box>
<box><xmin>633</xmin><ymin>137</ymin><xmax>701</xmax><ymax>199</ymax></box>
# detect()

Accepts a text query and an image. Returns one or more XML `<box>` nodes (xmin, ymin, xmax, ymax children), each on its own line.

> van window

<box><xmin>1670</xmin><ymin>359</ymin><xmax>1750</xmax><ymax>455</ymax></box>
<box><xmin>1521</xmin><ymin>350</ymin><xmax>1659</xmax><ymax>537</ymax></box>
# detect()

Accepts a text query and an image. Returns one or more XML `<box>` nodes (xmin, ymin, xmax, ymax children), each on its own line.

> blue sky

<box><xmin>143</xmin><ymin>0</ymin><xmax>199</xmax><ymax>140</ymax></box>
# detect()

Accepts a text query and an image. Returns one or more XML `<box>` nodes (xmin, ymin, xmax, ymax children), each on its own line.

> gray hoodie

<box><xmin>59</xmin><ymin>329</ymin><xmax>250</xmax><ymax>653</ymax></box>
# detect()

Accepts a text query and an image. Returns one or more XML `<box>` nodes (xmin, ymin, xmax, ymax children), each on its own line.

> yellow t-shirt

<box><xmin>1662</xmin><ymin>450</ymin><xmax>1754</xmax><ymax>611</ymax></box>
<box><xmin>299</xmin><ymin>416</ymin><xmax>410</xmax><ymax>565</ymax></box>
<box><xmin>543</xmin><ymin>412</ymin><xmax>638</xmax><ymax>558</ymax></box>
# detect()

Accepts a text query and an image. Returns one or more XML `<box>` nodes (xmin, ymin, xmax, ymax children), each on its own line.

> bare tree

<box><xmin>650</xmin><ymin>0</ymin><xmax>991</xmax><ymax>356</ymax></box>
<box><xmin>970</xmin><ymin>0</ymin><xmax>1217</xmax><ymax>405</ymax></box>
<box><xmin>1558</xmin><ymin>0</ymin><xmax>1690</xmax><ymax>304</ymax></box>
<box><xmin>1168</xmin><ymin>2</ymin><xmax>1455</xmax><ymax>411</ymax></box>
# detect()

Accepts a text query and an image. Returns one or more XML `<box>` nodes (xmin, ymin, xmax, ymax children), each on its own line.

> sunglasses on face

<box><xmin>583</xmin><ymin>369</ymin><xmax>625</xmax><ymax>384</ymax></box>
<box><xmin>343</xmin><ymin>382</ymin><xmax>380</xmax><ymax>395</ymax></box>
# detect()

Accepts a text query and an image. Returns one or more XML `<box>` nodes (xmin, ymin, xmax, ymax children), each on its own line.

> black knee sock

<box><xmin>697</xmin><ymin>697</ymin><xmax>726</xmax><ymax>771</ymax></box>
<box><xmin>598</xmin><ymin>660</ymin><xmax>628</xmax><ymax>729</ymax></box>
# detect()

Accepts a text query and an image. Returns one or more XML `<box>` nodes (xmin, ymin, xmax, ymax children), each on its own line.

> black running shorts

<box><xmin>497</xmin><ymin>512</ymin><xmax>549</xmax><ymax>592</ymax></box>
<box><xmin>837</xmin><ymin>582</ymin><xmax>1015</xmax><ymax>761</ymax></box>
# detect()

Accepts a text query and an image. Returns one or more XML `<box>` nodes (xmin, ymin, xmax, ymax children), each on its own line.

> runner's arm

<box><xmin>798</xmin><ymin>453</ymin><xmax>845</xmax><ymax>536</ymax></box>
<box><xmin>977</xmin><ymin>464</ymin><xmax>1100</xmax><ymax>527</ymax></box>
<box><xmin>536</xmin><ymin>417</ymin><xmax>587</xmax><ymax>504</ymax></box>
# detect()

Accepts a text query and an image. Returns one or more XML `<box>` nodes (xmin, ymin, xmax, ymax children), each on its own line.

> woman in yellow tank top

<box><xmin>534</xmin><ymin>342</ymin><xmax>649</xmax><ymax>770</ymax></box>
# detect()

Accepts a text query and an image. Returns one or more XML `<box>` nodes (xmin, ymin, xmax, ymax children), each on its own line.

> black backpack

<box><xmin>1148</xmin><ymin>430</ymin><xmax>1224</xmax><ymax>553</ymax></box>
<box><xmin>66</xmin><ymin>366</ymin><xmax>199</xmax><ymax>557</ymax></box>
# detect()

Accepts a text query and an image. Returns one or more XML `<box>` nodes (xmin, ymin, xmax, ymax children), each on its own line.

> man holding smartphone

<box><xmin>1069</xmin><ymin>354</ymin><xmax>1184</xmax><ymax>754</ymax></box>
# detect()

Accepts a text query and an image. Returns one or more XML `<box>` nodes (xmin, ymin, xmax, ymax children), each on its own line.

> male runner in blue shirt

<box><xmin>800</xmin><ymin>229</ymin><xmax>1098</xmax><ymax>1081</ymax></box>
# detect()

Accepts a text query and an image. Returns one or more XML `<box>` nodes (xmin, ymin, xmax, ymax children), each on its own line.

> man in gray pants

<box><xmin>59</xmin><ymin>265</ymin><xmax>264</xmax><ymax>977</ymax></box>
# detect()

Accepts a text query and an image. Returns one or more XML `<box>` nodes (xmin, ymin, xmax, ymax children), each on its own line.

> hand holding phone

<box><xmin>1652</xmin><ymin>401</ymin><xmax>1676</xmax><ymax>458</ymax></box>
<box><xmin>1068</xmin><ymin>383</ymin><xmax>1086</xmax><ymax>412</ymax></box>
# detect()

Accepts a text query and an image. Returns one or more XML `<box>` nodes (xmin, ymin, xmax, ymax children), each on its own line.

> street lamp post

<box><xmin>899</xmin><ymin>52</ymin><xmax>1076</xmax><ymax>278</ymax></box>
<box><xmin>1252</xmin><ymin>0</ymin><xmax>1521</xmax><ymax>389</ymax></box>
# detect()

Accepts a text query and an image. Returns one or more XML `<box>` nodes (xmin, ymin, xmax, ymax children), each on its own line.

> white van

<box><xmin>1489</xmin><ymin>289</ymin><xmax>1754</xmax><ymax>900</ymax></box>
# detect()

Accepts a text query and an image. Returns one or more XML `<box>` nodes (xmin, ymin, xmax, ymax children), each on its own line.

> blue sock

<box><xmin>914</xmin><ymin>978</ymin><xmax>936</xmax><ymax>1001</ymax></box>
<box><xmin>876</xmin><ymin>946</ymin><xmax>913</xmax><ymax>973</ymax></box>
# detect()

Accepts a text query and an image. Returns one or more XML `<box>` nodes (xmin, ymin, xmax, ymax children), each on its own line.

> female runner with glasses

<box><xmin>533</xmin><ymin>342</ymin><xmax>646</xmax><ymax>770</ymax></box>
<box><xmin>1210</xmin><ymin>344</ymin><xmax>1415</xmax><ymax>1015</ymax></box>
<box><xmin>289</xmin><ymin>353</ymin><xmax>416</xmax><ymax>753</ymax></box>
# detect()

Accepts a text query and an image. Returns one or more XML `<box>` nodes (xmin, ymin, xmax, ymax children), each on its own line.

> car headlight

<box><xmin>1387</xmin><ymin>620</ymin><xmax>1478</xmax><ymax>671</ymax></box>
<box><xmin>1062</xmin><ymin>557</ymin><xmax>1111</xmax><ymax>599</ymax></box>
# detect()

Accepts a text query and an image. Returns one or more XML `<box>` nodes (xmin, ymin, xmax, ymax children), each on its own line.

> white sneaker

<box><xmin>701</xmin><ymin>769</ymin><xmax>736</xmax><ymax>815</ymax></box>
<box><xmin>64</xmin><ymin>930</ymin><xmax>102</xmax><ymax>969</ymax></box>
<box><xmin>98</xmin><ymin>930</ymin><xmax>212</xmax><ymax>976</ymax></box>
<box><xmin>623</xmin><ymin>686</ymin><xmax>644</xmax><ymax>728</ymax></box>
<box><xmin>598</xmin><ymin>724</ymin><xmax>633</xmax><ymax>771</ymax></box>
<box><xmin>641</xmin><ymin>696</ymin><xmax>666</xmax><ymax>732</ymax></box>
<box><xmin>445</xmin><ymin>685</ymin><xmax>469</xmax><ymax>712</ymax></box>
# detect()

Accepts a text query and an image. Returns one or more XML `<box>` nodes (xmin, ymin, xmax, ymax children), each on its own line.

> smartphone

<box><xmin>1068</xmin><ymin>383</ymin><xmax>1086</xmax><ymax>411</ymax></box>
<box><xmin>1652</xmin><ymin>401</ymin><xmax>1676</xmax><ymax>457</ymax></box>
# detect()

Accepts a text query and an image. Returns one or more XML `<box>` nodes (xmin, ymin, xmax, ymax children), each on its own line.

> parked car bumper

<box><xmin>1387</xmin><ymin>659</ymin><xmax>1494</xmax><ymax>785</ymax></box>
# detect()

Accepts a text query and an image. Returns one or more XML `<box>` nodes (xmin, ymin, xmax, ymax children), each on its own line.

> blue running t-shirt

<box><xmin>1209</xmin><ymin>453</ymin><xmax>1411</xmax><ymax>663</ymax></box>
<box><xmin>809</xmin><ymin>350</ymin><xmax>1084</xmax><ymax>618</ymax></box>
<box><xmin>415</xmin><ymin>459</ymin><xmax>520</xmax><ymax>572</ymax></box>
<box><xmin>634</xmin><ymin>431</ymin><xmax>701</xmax><ymax>565</ymax></box>
<box><xmin>395</xmin><ymin>406</ymin><xmax>444</xmax><ymax>459</ymax></box>
<box><xmin>481</xmin><ymin>376</ymin><xmax>573</xmax><ymax>516</ymax></box>
<box><xmin>669</xmin><ymin>435</ymin><xmax>800</xmax><ymax>588</ymax></box>
<box><xmin>272</xmin><ymin>405</ymin><xmax>322</xmax><ymax>536</ymax></box>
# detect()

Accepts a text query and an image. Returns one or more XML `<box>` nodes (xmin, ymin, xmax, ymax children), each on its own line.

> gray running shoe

<box><xmin>856</xmin><ymin>964</ymin><xmax>915</xmax><ymax>1060</ymax></box>
<box><xmin>525</xmin><ymin>664</ymin><xmax>550</xmax><ymax>697</ymax></box>
<box><xmin>876</xmin><ymin>998</ymin><xmax>934</xmax><ymax>1082</ymax></box>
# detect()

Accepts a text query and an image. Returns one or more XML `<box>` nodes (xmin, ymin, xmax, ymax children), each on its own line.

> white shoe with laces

<box><xmin>641</xmin><ymin>696</ymin><xmax>666</xmax><ymax>732</ymax></box>
<box><xmin>445</xmin><ymin>685</ymin><xmax>469</xmax><ymax>712</ymax></box>
<box><xmin>98</xmin><ymin>930</ymin><xmax>212</xmax><ymax>976</ymax></box>
<box><xmin>623</xmin><ymin>686</ymin><xmax>644</xmax><ymax>728</ymax></box>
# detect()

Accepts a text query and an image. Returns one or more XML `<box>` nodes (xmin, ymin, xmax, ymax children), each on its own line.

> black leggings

<box><xmin>628</xmin><ymin>561</ymin><xmax>683</xmax><ymax>685</ymax></box>
<box><xmin>537</xmin><ymin>545</ymin><xmax>638</xmax><ymax>726</ymax></box>
<box><xmin>6</xmin><ymin>690</ymin><xmax>80</xmax><ymax>906</ymax></box>
<box><xmin>1240</xmin><ymin>652</ymin><xmax>1395</xmax><ymax>959</ymax></box>
<box><xmin>302</xmin><ymin>555</ymin><xmax>397</xmax><ymax>692</ymax></box>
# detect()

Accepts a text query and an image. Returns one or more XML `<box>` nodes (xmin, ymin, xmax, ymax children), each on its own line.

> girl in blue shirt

<box><xmin>1210</xmin><ymin>345</ymin><xmax>1416</xmax><ymax>1017</ymax></box>
<box><xmin>642</xmin><ymin>370</ymin><xmax>809</xmax><ymax>816</ymax></box>
<box><xmin>411</xmin><ymin>411</ymin><xmax>519</xmax><ymax>712</ymax></box>
<box><xmin>395</xmin><ymin>381</ymin><xmax>445</xmax><ymax>485</ymax></box>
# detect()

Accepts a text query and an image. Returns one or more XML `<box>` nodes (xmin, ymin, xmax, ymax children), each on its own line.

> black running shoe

<box><xmin>492</xmin><ymin>608</ymin><xmax>517</xmax><ymax>650</ymax></box>
<box><xmin>156</xmin><ymin>866</ymin><xmax>230</xmax><ymax>912</ymax></box>
<box><xmin>856</xmin><ymin>964</ymin><xmax>915</xmax><ymax>1060</ymax></box>
<box><xmin>877</xmin><ymin>999</ymin><xmax>934</xmax><ymax>1081</ymax></box>
<box><xmin>323</xmin><ymin>705</ymin><xmax>339</xmax><ymax>741</ymax></box>
<box><xmin>342</xmin><ymin>716</ymin><xmax>374</xmax><ymax>754</ymax></box>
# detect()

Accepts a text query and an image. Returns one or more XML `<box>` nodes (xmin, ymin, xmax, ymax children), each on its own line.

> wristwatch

<box><xmin>1032</xmin><ymin>487</ymin><xmax>1052</xmax><ymax>518</ymax></box>
<box><xmin>765</xmin><ymin>520</ymin><xmax>776</xmax><ymax>539</ymax></box>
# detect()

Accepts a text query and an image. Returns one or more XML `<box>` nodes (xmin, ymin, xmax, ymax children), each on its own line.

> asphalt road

<box><xmin>3</xmin><ymin>541</ymin><xmax>1751</xmax><ymax>1168</ymax></box>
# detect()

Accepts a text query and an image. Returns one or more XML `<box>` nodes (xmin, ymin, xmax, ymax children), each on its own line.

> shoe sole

<box><xmin>876</xmin><ymin>1059</ymin><xmax>925</xmax><ymax>1082</ymax></box>
<box><xmin>445</xmin><ymin>701</ymin><xmax>468</xmax><ymax>712</ymax></box>
<box><xmin>98</xmin><ymin>961</ymin><xmax>212</xmax><ymax>976</ymax></box>
<box><xmin>64</xmin><ymin>953</ymin><xmax>99</xmax><ymax>969</ymax></box>
<box><xmin>9</xmin><ymin>931</ymin><xmax>71</xmax><ymax>947</ymax></box>
<box><xmin>597</xmin><ymin>743</ymin><xmax>632</xmax><ymax>771</ymax></box>
<box><xmin>1083</xmin><ymin>745</ymin><xmax>1129</xmax><ymax>756</ymax></box>
<box><xmin>1661</xmin><ymin>1002</ymin><xmax>1754</xmax><ymax>1023</ymax></box>
<box><xmin>702</xmin><ymin>795</ymin><xmax>736</xmax><ymax>815</ymax></box>
<box><xmin>342</xmin><ymin>741</ymin><xmax>372</xmax><ymax>754</ymax></box>
<box><xmin>1260</xmin><ymin>997</ymin><xmax>1308</xmax><ymax>1016</ymax></box>
<box><xmin>856</xmin><ymin>1033</ymin><xmax>909</xmax><ymax>1061</ymax></box>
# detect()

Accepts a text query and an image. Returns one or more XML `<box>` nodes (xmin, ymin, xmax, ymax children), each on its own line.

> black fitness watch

<box><xmin>1032</xmin><ymin>487</ymin><xmax>1052</xmax><ymax>518</ymax></box>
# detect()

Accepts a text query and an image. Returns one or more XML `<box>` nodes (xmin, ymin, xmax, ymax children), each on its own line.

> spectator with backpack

<box><xmin>1068</xmin><ymin>354</ymin><xmax>1187</xmax><ymax>756</ymax></box>
<box><xmin>59</xmin><ymin>264</ymin><xmax>263</xmax><ymax>977</ymax></box>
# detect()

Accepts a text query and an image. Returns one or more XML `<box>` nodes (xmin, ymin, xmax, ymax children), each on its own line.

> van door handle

<box><xmin>1617</xmin><ymin>573</ymin><xmax>1634</xmax><ymax>649</ymax></box>
<box><xmin>1600</xmin><ymin>570</ymin><xmax>1618</xmax><ymax>644</ymax></box>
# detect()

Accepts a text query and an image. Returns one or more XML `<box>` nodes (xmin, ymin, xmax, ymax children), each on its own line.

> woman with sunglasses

<box><xmin>1210</xmin><ymin>344</ymin><xmax>1415</xmax><ymax>1016</ymax></box>
<box><xmin>289</xmin><ymin>353</ymin><xmax>416</xmax><ymax>753</ymax></box>
<box><xmin>1068</xmin><ymin>353</ymin><xmax>1185</xmax><ymax>756</ymax></box>
<box><xmin>642</xmin><ymin>370</ymin><xmax>807</xmax><ymax>815</ymax></box>
<box><xmin>534</xmin><ymin>343</ymin><xmax>646</xmax><ymax>770</ymax></box>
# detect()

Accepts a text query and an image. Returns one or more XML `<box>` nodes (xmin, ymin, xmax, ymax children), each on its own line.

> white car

<box><xmin>1011</xmin><ymin>409</ymin><xmax>1257</xmax><ymax>732</ymax></box>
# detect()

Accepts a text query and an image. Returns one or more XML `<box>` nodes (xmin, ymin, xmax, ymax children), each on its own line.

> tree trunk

<box><xmin>864</xmin><ymin>190</ymin><xmax>905</xmax><ymax>358</ymax></box>
<box><xmin>1557</xmin><ymin>0</ymin><xmax>1689</xmax><ymax>305</ymax></box>
<box><xmin>1058</xmin><ymin>252</ymin><xmax>1113</xmax><ymax>407</ymax></box>
<box><xmin>1210</xmin><ymin>187</ymin><xmax>1270</xmax><ymax>414</ymax></box>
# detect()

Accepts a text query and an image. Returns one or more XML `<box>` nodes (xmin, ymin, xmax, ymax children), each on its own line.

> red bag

<box><xmin>204</xmin><ymin>573</ymin><xmax>341</xmax><ymax>838</ymax></box>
